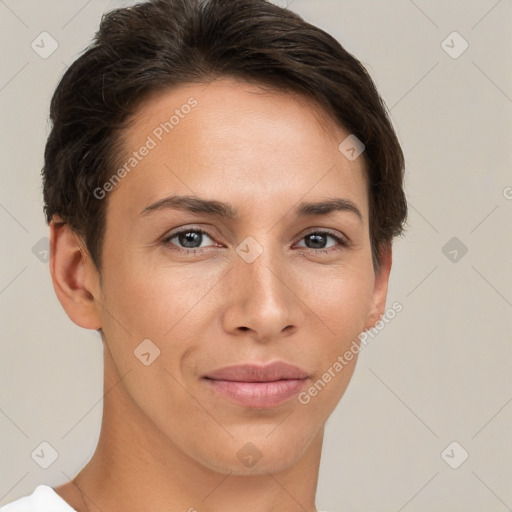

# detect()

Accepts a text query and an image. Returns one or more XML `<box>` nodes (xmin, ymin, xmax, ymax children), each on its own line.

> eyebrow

<box><xmin>140</xmin><ymin>195</ymin><xmax>362</xmax><ymax>222</ymax></box>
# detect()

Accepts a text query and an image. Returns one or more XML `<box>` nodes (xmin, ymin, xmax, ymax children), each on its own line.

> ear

<box><xmin>49</xmin><ymin>219</ymin><xmax>102</xmax><ymax>330</ymax></box>
<box><xmin>363</xmin><ymin>244</ymin><xmax>392</xmax><ymax>331</ymax></box>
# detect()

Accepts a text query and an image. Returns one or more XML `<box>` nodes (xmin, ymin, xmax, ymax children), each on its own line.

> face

<box><xmin>83</xmin><ymin>78</ymin><xmax>390</xmax><ymax>474</ymax></box>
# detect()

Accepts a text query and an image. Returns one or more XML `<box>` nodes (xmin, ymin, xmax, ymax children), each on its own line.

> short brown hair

<box><xmin>43</xmin><ymin>0</ymin><xmax>407</xmax><ymax>271</ymax></box>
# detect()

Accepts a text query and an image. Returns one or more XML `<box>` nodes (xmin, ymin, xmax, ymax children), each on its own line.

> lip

<box><xmin>203</xmin><ymin>361</ymin><xmax>309</xmax><ymax>408</ymax></box>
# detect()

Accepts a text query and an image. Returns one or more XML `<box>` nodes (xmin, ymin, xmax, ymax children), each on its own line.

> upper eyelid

<box><xmin>164</xmin><ymin>226</ymin><xmax>215</xmax><ymax>242</ymax></box>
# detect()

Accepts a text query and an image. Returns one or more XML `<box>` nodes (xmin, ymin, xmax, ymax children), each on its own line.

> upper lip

<box><xmin>203</xmin><ymin>361</ymin><xmax>309</xmax><ymax>382</ymax></box>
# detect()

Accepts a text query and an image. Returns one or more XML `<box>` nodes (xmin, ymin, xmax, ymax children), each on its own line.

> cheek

<box><xmin>300</xmin><ymin>275</ymin><xmax>373</xmax><ymax>414</ymax></box>
<box><xmin>97</xmin><ymin>257</ymin><xmax>217</xmax><ymax>379</ymax></box>
<box><xmin>313</xmin><ymin>267</ymin><xmax>375</xmax><ymax>337</ymax></box>
<box><xmin>100</xmin><ymin>256</ymin><xmax>181</xmax><ymax>334</ymax></box>
<box><xmin>305</xmin><ymin>265</ymin><xmax>374</xmax><ymax>400</ymax></box>
<box><xmin>96</xmin><ymin>263</ymin><xmax>196</xmax><ymax>414</ymax></box>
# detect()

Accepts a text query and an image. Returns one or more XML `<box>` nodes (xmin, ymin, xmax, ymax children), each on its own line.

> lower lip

<box><xmin>204</xmin><ymin>378</ymin><xmax>308</xmax><ymax>408</ymax></box>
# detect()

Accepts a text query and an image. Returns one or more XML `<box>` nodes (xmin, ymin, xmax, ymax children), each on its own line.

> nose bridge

<box><xmin>236</xmin><ymin>233</ymin><xmax>287</xmax><ymax>302</ymax></box>
<box><xmin>224</xmin><ymin>232</ymin><xmax>297</xmax><ymax>338</ymax></box>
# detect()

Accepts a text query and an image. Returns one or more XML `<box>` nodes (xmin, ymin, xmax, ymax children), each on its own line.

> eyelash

<box><xmin>161</xmin><ymin>227</ymin><xmax>350</xmax><ymax>256</ymax></box>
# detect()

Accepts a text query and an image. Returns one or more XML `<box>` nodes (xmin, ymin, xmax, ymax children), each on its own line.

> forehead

<box><xmin>107</xmin><ymin>78</ymin><xmax>369</xmax><ymax>224</ymax></box>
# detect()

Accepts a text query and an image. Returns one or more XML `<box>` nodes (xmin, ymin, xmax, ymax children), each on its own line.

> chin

<box><xmin>195</xmin><ymin>431</ymin><xmax>313</xmax><ymax>475</ymax></box>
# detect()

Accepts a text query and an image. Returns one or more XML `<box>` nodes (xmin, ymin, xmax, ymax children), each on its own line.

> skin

<box><xmin>50</xmin><ymin>78</ymin><xmax>392</xmax><ymax>512</ymax></box>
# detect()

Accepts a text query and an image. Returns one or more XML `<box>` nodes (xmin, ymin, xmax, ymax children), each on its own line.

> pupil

<box><xmin>181</xmin><ymin>231</ymin><xmax>201</xmax><ymax>248</ymax></box>
<box><xmin>307</xmin><ymin>233</ymin><xmax>326</xmax><ymax>249</ymax></box>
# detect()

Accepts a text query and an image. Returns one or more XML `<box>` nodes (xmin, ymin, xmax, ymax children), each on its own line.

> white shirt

<box><xmin>0</xmin><ymin>485</ymin><xmax>75</xmax><ymax>511</ymax></box>
<box><xmin>0</xmin><ymin>485</ymin><xmax>335</xmax><ymax>512</ymax></box>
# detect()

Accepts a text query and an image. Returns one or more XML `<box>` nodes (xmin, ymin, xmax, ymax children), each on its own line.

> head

<box><xmin>45</xmin><ymin>0</ymin><xmax>407</xmax><ymax>475</ymax></box>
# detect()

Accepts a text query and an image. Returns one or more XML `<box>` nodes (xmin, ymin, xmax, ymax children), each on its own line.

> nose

<box><xmin>221</xmin><ymin>238</ymin><xmax>303</xmax><ymax>343</ymax></box>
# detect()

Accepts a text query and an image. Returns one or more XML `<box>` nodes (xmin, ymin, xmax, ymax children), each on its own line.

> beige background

<box><xmin>1</xmin><ymin>0</ymin><xmax>511</xmax><ymax>510</ymax></box>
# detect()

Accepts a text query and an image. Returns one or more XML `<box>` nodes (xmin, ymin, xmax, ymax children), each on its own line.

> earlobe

<box><xmin>49</xmin><ymin>219</ymin><xmax>102</xmax><ymax>330</ymax></box>
<box><xmin>363</xmin><ymin>244</ymin><xmax>393</xmax><ymax>331</ymax></box>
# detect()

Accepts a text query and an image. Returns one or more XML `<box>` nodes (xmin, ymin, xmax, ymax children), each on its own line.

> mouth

<box><xmin>202</xmin><ymin>361</ymin><xmax>309</xmax><ymax>408</ymax></box>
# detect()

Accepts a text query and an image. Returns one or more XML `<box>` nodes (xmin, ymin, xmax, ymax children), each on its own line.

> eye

<box><xmin>161</xmin><ymin>227</ymin><xmax>349</xmax><ymax>256</ymax></box>
<box><xmin>295</xmin><ymin>230</ymin><xmax>349</xmax><ymax>253</ymax></box>
<box><xmin>162</xmin><ymin>228</ymin><xmax>218</xmax><ymax>255</ymax></box>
